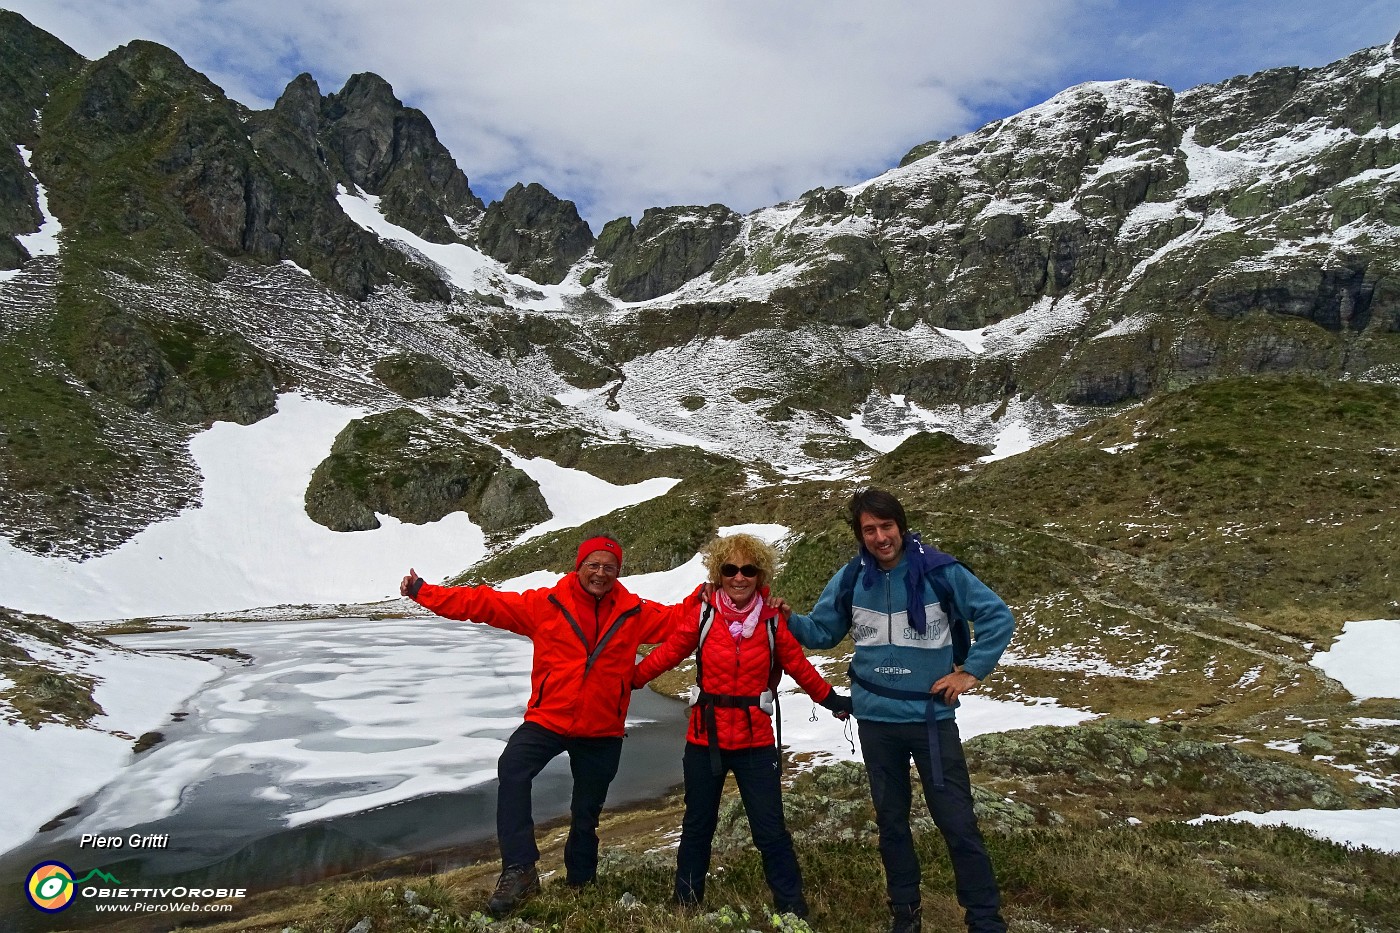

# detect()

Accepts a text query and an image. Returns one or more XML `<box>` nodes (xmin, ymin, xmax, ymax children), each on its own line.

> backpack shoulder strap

<box><xmin>694</xmin><ymin>599</ymin><xmax>715</xmax><ymax>686</ymax></box>
<box><xmin>926</xmin><ymin>559</ymin><xmax>972</xmax><ymax>666</ymax></box>
<box><xmin>766</xmin><ymin>615</ymin><xmax>780</xmax><ymax>690</ymax></box>
<box><xmin>835</xmin><ymin>554</ymin><xmax>863</xmax><ymax>622</ymax></box>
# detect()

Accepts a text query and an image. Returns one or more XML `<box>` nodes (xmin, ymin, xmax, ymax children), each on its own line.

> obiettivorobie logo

<box><xmin>23</xmin><ymin>860</ymin><xmax>247</xmax><ymax>915</ymax></box>
<box><xmin>25</xmin><ymin>862</ymin><xmax>121</xmax><ymax>913</ymax></box>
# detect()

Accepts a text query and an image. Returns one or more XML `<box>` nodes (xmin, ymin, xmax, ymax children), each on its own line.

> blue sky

<box><xmin>3</xmin><ymin>0</ymin><xmax>1396</xmax><ymax>229</ymax></box>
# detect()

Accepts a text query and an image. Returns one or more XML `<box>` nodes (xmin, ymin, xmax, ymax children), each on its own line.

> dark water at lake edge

<box><xmin>0</xmin><ymin>685</ymin><xmax>687</xmax><ymax>932</ymax></box>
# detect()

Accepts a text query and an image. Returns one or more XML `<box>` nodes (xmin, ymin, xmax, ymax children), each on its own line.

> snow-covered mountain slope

<box><xmin>0</xmin><ymin>13</ymin><xmax>1396</xmax><ymax>572</ymax></box>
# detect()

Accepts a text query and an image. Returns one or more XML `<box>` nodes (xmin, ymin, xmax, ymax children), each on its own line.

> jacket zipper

<box><xmin>531</xmin><ymin>671</ymin><xmax>551</xmax><ymax>708</ymax></box>
<box><xmin>885</xmin><ymin>572</ymin><xmax>893</xmax><ymax>643</ymax></box>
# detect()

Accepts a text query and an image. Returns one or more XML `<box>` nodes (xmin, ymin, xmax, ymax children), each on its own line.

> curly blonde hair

<box><xmin>701</xmin><ymin>533</ymin><xmax>779</xmax><ymax>588</ymax></box>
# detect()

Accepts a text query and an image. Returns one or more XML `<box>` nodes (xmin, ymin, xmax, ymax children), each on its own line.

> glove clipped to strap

<box><xmin>819</xmin><ymin>690</ymin><xmax>854</xmax><ymax>719</ymax></box>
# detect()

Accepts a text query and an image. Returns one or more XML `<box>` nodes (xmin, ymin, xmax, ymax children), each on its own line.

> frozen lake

<box><xmin>0</xmin><ymin>616</ymin><xmax>689</xmax><ymax>926</ymax></box>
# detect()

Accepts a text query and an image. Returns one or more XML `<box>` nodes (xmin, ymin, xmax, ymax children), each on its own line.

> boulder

<box><xmin>304</xmin><ymin>409</ymin><xmax>551</xmax><ymax>535</ymax></box>
<box><xmin>373</xmin><ymin>351</ymin><xmax>457</xmax><ymax>400</ymax></box>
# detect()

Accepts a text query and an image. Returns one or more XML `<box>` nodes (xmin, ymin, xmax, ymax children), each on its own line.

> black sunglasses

<box><xmin>720</xmin><ymin>563</ymin><xmax>760</xmax><ymax>578</ymax></box>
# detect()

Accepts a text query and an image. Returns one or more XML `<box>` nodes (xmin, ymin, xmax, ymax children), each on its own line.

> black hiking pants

<box><xmin>496</xmin><ymin>721</ymin><xmax>623</xmax><ymax>884</ymax></box>
<box><xmin>675</xmin><ymin>742</ymin><xmax>804</xmax><ymax>910</ymax></box>
<box><xmin>859</xmin><ymin>718</ymin><xmax>1006</xmax><ymax>933</ymax></box>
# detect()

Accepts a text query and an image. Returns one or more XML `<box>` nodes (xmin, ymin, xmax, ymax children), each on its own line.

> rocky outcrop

<box><xmin>869</xmin><ymin>430</ymin><xmax>991</xmax><ymax>488</ymax></box>
<box><xmin>0</xmin><ymin>11</ymin><xmax>83</xmax><ymax>143</ymax></box>
<box><xmin>493</xmin><ymin>425</ymin><xmax>731</xmax><ymax>484</ymax></box>
<box><xmin>304</xmin><ymin>409</ymin><xmax>550</xmax><ymax>535</ymax></box>
<box><xmin>476</xmin><ymin>182</ymin><xmax>594</xmax><ymax>285</ymax></box>
<box><xmin>0</xmin><ymin>139</ymin><xmax>37</xmax><ymax>269</ymax></box>
<box><xmin>0</xmin><ymin>12</ymin><xmax>81</xmax><ymax>266</ymax></box>
<box><xmin>604</xmin><ymin>204</ymin><xmax>742</xmax><ymax>301</ymax></box>
<box><xmin>0</xmin><ymin>607</ymin><xmax>111</xmax><ymax>727</ymax></box>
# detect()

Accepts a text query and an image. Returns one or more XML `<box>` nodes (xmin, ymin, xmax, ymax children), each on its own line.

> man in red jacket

<box><xmin>400</xmin><ymin>535</ymin><xmax>687</xmax><ymax>916</ymax></box>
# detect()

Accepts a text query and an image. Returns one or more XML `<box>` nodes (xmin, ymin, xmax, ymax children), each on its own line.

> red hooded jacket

<box><xmin>633</xmin><ymin>591</ymin><xmax>834</xmax><ymax>750</ymax></box>
<box><xmin>413</xmin><ymin>574</ymin><xmax>686</xmax><ymax>738</ymax></box>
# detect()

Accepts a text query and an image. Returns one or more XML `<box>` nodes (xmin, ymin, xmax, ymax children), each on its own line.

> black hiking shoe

<box><xmin>488</xmin><ymin>863</ymin><xmax>539</xmax><ymax>915</ymax></box>
<box><xmin>889</xmin><ymin>900</ymin><xmax>922</xmax><ymax>933</ymax></box>
<box><xmin>775</xmin><ymin>897</ymin><xmax>809</xmax><ymax>919</ymax></box>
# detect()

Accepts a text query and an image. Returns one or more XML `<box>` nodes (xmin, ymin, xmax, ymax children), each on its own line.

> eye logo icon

<box><xmin>26</xmin><ymin>861</ymin><xmax>75</xmax><ymax>912</ymax></box>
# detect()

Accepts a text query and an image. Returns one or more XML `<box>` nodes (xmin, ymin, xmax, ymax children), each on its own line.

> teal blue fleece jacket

<box><xmin>787</xmin><ymin>551</ymin><xmax>1015</xmax><ymax>723</ymax></box>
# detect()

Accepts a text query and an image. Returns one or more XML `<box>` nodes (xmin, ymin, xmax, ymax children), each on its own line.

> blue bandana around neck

<box><xmin>859</xmin><ymin>531</ymin><xmax>955</xmax><ymax>634</ymax></box>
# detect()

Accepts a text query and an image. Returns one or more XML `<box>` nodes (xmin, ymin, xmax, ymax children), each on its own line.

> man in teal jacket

<box><xmin>783</xmin><ymin>488</ymin><xmax>1014</xmax><ymax>933</ymax></box>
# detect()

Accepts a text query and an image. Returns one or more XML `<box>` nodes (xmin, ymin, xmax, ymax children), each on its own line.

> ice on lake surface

<box><xmin>0</xmin><ymin>615</ymin><xmax>687</xmax><ymax>891</ymax></box>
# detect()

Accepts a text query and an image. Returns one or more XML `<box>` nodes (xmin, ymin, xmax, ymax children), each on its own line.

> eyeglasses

<box><xmin>720</xmin><ymin>563</ymin><xmax>760</xmax><ymax>579</ymax></box>
<box><xmin>581</xmin><ymin>562</ymin><xmax>620</xmax><ymax>576</ymax></box>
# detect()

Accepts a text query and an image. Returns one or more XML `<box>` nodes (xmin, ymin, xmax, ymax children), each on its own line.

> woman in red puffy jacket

<box><xmin>633</xmin><ymin>532</ymin><xmax>852</xmax><ymax>918</ymax></box>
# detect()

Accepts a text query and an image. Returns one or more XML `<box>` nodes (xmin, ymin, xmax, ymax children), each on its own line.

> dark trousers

<box><xmin>859</xmin><ymin>718</ymin><xmax>1006</xmax><ymax>933</ymax></box>
<box><xmin>496</xmin><ymin>721</ymin><xmax>623</xmax><ymax>884</ymax></box>
<box><xmin>675</xmin><ymin>742</ymin><xmax>804</xmax><ymax>910</ymax></box>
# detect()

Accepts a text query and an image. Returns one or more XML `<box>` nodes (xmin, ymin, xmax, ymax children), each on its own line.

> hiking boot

<box><xmin>775</xmin><ymin>895</ymin><xmax>809</xmax><ymax>919</ymax></box>
<box><xmin>889</xmin><ymin>900</ymin><xmax>922</xmax><ymax>933</ymax></box>
<box><xmin>487</xmin><ymin>863</ymin><xmax>539</xmax><ymax>915</ymax></box>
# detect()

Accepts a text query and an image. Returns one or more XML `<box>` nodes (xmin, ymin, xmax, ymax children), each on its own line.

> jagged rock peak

<box><xmin>272</xmin><ymin>72</ymin><xmax>323</xmax><ymax>147</ymax></box>
<box><xmin>329</xmin><ymin>71</ymin><xmax>400</xmax><ymax>112</ymax></box>
<box><xmin>320</xmin><ymin>71</ymin><xmax>484</xmax><ymax>242</ymax></box>
<box><xmin>99</xmin><ymin>39</ymin><xmax>229</xmax><ymax>98</ymax></box>
<box><xmin>477</xmin><ymin>181</ymin><xmax>594</xmax><ymax>286</ymax></box>
<box><xmin>1175</xmin><ymin>31</ymin><xmax>1400</xmax><ymax>147</ymax></box>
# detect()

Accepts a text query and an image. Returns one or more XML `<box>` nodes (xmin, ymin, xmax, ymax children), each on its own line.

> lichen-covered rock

<box><xmin>967</xmin><ymin>718</ymin><xmax>1353</xmax><ymax>815</ymax></box>
<box><xmin>71</xmin><ymin>313</ymin><xmax>276</xmax><ymax>426</ymax></box>
<box><xmin>304</xmin><ymin>408</ymin><xmax>550</xmax><ymax>535</ymax></box>
<box><xmin>476</xmin><ymin>182</ymin><xmax>594</xmax><ymax>285</ymax></box>
<box><xmin>372</xmin><ymin>351</ymin><xmax>457</xmax><ymax>400</ymax></box>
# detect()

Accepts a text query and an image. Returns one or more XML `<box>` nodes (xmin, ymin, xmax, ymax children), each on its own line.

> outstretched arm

<box><xmin>633</xmin><ymin>602</ymin><xmax>702</xmax><ymax>687</ymax></box>
<box><xmin>774</xmin><ymin>618</ymin><xmax>853</xmax><ymax>718</ymax></box>
<box><xmin>784</xmin><ymin>571</ymin><xmax>852</xmax><ymax>650</ymax></box>
<box><xmin>402</xmin><ymin>569</ymin><xmax>536</xmax><ymax>637</ymax></box>
<box><xmin>635</xmin><ymin>584</ymin><xmax>703</xmax><ymax>646</ymax></box>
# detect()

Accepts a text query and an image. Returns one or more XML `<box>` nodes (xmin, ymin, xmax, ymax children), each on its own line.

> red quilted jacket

<box><xmin>633</xmin><ymin>591</ymin><xmax>834</xmax><ymax>750</ymax></box>
<box><xmin>414</xmin><ymin>574</ymin><xmax>687</xmax><ymax>738</ymax></box>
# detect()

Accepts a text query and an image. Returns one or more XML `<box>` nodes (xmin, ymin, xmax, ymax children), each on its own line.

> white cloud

<box><xmin>2</xmin><ymin>0</ymin><xmax>1395</xmax><ymax>229</ymax></box>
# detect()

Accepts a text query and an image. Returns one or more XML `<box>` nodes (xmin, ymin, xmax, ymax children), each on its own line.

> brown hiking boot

<box><xmin>487</xmin><ymin>863</ymin><xmax>539</xmax><ymax>915</ymax></box>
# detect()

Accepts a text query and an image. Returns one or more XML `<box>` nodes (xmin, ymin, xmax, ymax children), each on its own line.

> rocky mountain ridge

<box><xmin>0</xmin><ymin>10</ymin><xmax>1397</xmax><ymax>564</ymax></box>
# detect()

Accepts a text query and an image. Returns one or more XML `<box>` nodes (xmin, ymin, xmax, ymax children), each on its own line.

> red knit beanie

<box><xmin>575</xmin><ymin>536</ymin><xmax>623</xmax><ymax>570</ymax></box>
